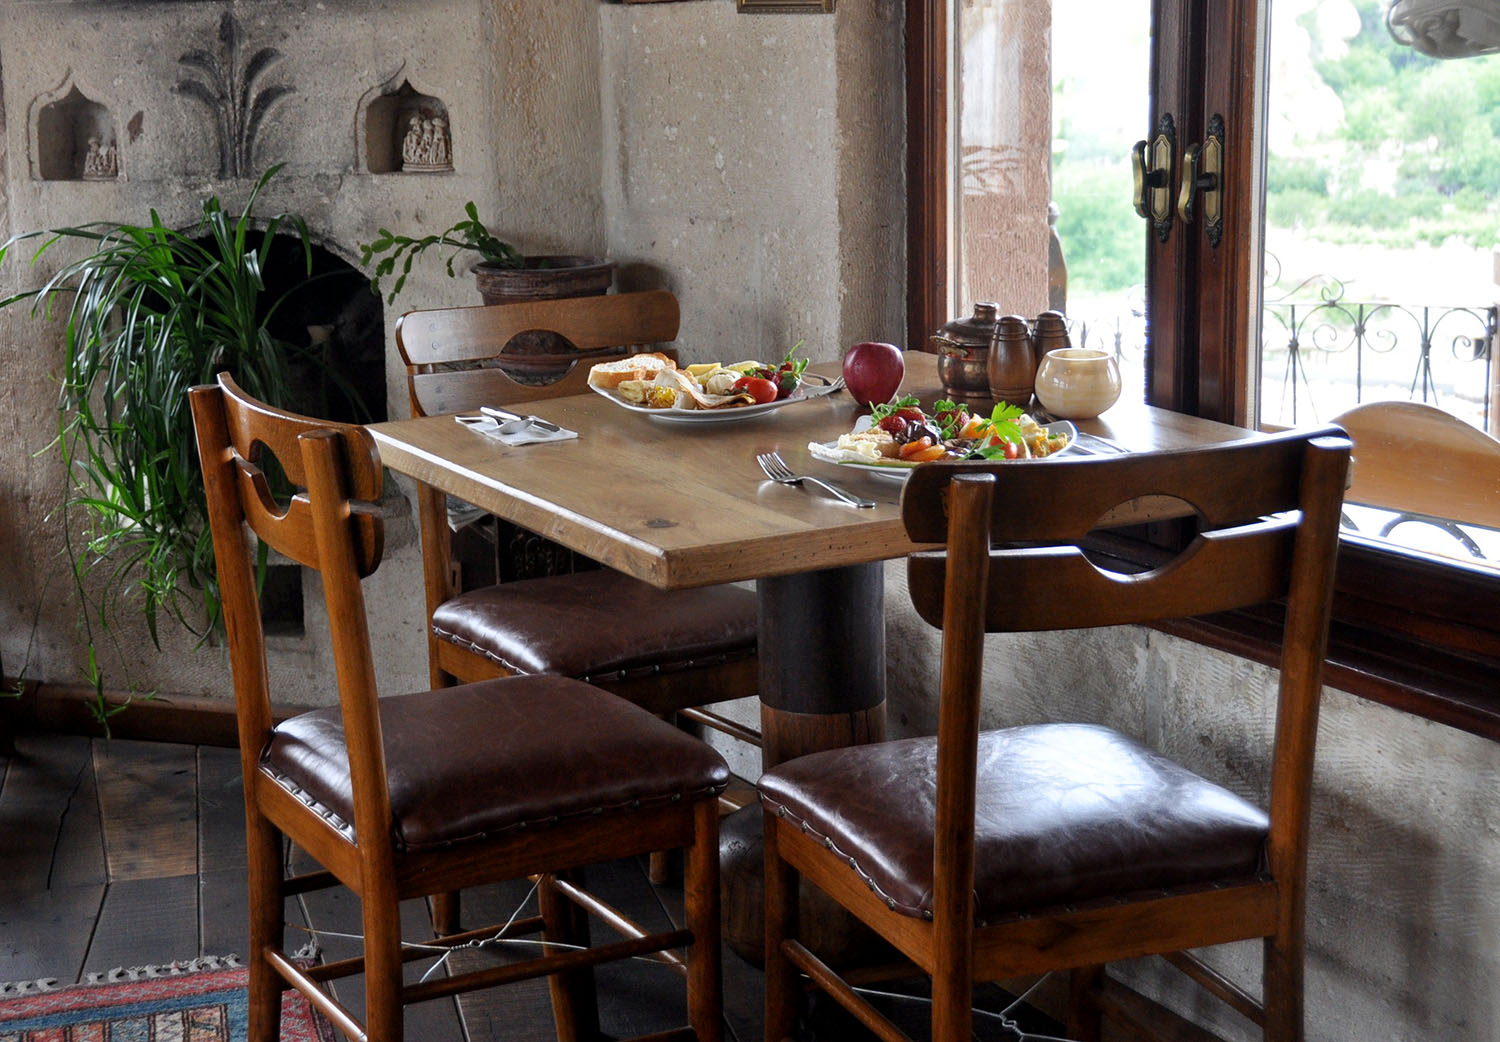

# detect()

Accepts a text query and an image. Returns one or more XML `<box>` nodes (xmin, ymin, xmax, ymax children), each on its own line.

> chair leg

<box><xmin>1263</xmin><ymin>931</ymin><xmax>1305</xmax><ymax>1042</ymax></box>
<box><xmin>1066</xmin><ymin>964</ymin><xmax>1106</xmax><ymax>1042</ymax></box>
<box><xmin>540</xmin><ymin>869</ymin><xmax>600</xmax><ymax>1042</ymax></box>
<box><xmin>245</xmin><ymin>814</ymin><xmax>285</xmax><ymax>1042</ymax></box>
<box><xmin>649</xmin><ymin>849</ymin><xmax>673</xmax><ymax>885</ymax></box>
<box><xmin>363</xmin><ymin>891</ymin><xmax>406</xmax><ymax>1042</ymax></box>
<box><xmin>431</xmin><ymin>891</ymin><xmax>461</xmax><ymax>937</ymax></box>
<box><xmin>931</xmin><ymin>963</ymin><xmax>973</xmax><ymax>1042</ymax></box>
<box><xmin>686</xmin><ymin>799</ymin><xmax>725</xmax><ymax>1042</ymax></box>
<box><xmin>763</xmin><ymin>812</ymin><xmax>800</xmax><ymax>1042</ymax></box>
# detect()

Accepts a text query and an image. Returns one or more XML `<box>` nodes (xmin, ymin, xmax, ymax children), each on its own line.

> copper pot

<box><xmin>930</xmin><ymin>302</ymin><xmax>1000</xmax><ymax>404</ymax></box>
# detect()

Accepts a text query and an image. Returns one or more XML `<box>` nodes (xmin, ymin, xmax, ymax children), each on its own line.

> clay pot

<box><xmin>1034</xmin><ymin>347</ymin><xmax>1123</xmax><ymax>420</ymax></box>
<box><xmin>470</xmin><ymin>256</ymin><xmax>615</xmax><ymax>383</ymax></box>
<box><xmin>986</xmin><ymin>314</ymin><xmax>1036</xmax><ymax>408</ymax></box>
<box><xmin>470</xmin><ymin>255</ymin><xmax>615</xmax><ymax>305</ymax></box>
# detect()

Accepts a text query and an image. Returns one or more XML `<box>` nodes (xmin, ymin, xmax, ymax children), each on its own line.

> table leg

<box><xmin>721</xmin><ymin>561</ymin><xmax>889</xmax><ymax>967</ymax></box>
<box><xmin>756</xmin><ymin>560</ymin><xmax>888</xmax><ymax>767</ymax></box>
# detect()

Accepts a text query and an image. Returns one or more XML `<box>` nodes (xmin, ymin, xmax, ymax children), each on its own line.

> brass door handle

<box><xmin>1177</xmin><ymin>114</ymin><xmax>1225</xmax><ymax>247</ymax></box>
<box><xmin>1131</xmin><ymin>115</ymin><xmax>1176</xmax><ymax>243</ymax></box>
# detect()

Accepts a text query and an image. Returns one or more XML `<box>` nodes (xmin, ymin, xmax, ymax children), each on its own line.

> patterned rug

<box><xmin>0</xmin><ymin>958</ymin><xmax>336</xmax><ymax>1042</ymax></box>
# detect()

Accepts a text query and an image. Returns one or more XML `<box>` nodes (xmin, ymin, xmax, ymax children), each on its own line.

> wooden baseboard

<box><xmin>0</xmin><ymin>677</ymin><xmax>310</xmax><ymax>748</ymax></box>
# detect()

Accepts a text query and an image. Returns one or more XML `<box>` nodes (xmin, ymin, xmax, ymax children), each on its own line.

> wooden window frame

<box><xmin>907</xmin><ymin>0</ymin><xmax>1500</xmax><ymax>742</ymax></box>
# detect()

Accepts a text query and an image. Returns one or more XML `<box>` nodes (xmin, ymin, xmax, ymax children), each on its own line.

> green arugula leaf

<box><xmin>869</xmin><ymin>394</ymin><xmax>921</xmax><ymax>426</ymax></box>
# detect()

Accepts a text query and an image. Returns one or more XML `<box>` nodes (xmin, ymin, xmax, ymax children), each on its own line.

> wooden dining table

<box><xmin>367</xmin><ymin>351</ymin><xmax>1261</xmax><ymax>772</ymax></box>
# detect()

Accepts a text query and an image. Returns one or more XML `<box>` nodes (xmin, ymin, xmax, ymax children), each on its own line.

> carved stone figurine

<box><xmin>400</xmin><ymin>112</ymin><xmax>453</xmax><ymax>172</ymax></box>
<box><xmin>82</xmin><ymin>137</ymin><xmax>118</xmax><ymax>181</ymax></box>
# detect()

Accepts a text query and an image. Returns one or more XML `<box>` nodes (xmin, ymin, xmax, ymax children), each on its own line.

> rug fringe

<box><xmin>0</xmin><ymin>977</ymin><xmax>59</xmax><ymax>997</ymax></box>
<box><xmin>82</xmin><ymin>953</ymin><xmax>243</xmax><ymax>986</ymax></box>
<box><xmin>0</xmin><ymin>954</ymin><xmax>243</xmax><ymax>996</ymax></box>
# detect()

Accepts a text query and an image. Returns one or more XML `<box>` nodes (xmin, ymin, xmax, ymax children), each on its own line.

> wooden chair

<box><xmin>760</xmin><ymin>426</ymin><xmax>1351</xmax><ymax>1042</ymax></box>
<box><xmin>190</xmin><ymin>373</ymin><xmax>727</xmax><ymax>1042</ymax></box>
<box><xmin>395</xmin><ymin>290</ymin><xmax>760</xmax><ymax>743</ymax></box>
<box><xmin>1333</xmin><ymin>400</ymin><xmax>1500</xmax><ymax>558</ymax></box>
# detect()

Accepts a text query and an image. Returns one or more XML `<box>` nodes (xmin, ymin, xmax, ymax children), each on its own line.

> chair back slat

<box><xmin>396</xmin><ymin>289</ymin><xmax>682</xmax><ymax>416</ymax></box>
<box><xmin>902</xmin><ymin>429</ymin><xmax>1316</xmax><ymax>546</ymax></box>
<box><xmin>1333</xmin><ymin>400</ymin><xmax>1500</xmax><ymax>529</ymax></box>
<box><xmin>409</xmin><ymin>364</ymin><xmax>598</xmax><ymax>416</ymax></box>
<box><xmin>206</xmin><ymin>380</ymin><xmax>383</xmax><ymax>576</ymax></box>
<box><xmin>908</xmin><ymin>519</ymin><xmax>1297</xmax><ymax>632</ymax></box>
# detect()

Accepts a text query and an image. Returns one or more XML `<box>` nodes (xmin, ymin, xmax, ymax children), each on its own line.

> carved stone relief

<box><xmin>174</xmin><ymin>13</ymin><xmax>295</xmax><ymax>179</ymax></box>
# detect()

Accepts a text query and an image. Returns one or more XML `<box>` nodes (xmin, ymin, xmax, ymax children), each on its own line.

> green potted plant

<box><xmin>358</xmin><ymin>201</ymin><xmax>614</xmax><ymax>307</ymax></box>
<box><xmin>0</xmin><ymin>165</ymin><xmax>366</xmax><ymax>725</ymax></box>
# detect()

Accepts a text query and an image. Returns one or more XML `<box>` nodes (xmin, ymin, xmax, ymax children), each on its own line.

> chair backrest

<box><xmin>1333</xmin><ymin>400</ymin><xmax>1500</xmax><ymax>530</ymax></box>
<box><xmin>189</xmin><ymin>373</ymin><xmax>393</xmax><ymax>846</ymax></box>
<box><xmin>395</xmin><ymin>289</ymin><xmax>682</xmax><ymax>416</ymax></box>
<box><xmin>900</xmin><ymin>426</ymin><xmax>1351</xmax><ymax>931</ymax></box>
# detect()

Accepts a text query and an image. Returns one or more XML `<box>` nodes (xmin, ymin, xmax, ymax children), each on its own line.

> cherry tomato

<box><xmin>1002</xmin><ymin>440</ymin><xmax>1023</xmax><ymax>460</ymax></box>
<box><xmin>733</xmin><ymin>375</ymin><xmax>779</xmax><ymax>405</ymax></box>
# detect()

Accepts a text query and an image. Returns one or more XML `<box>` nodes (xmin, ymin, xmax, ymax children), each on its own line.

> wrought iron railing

<box><xmin>1259</xmin><ymin>272</ymin><xmax>1497</xmax><ymax>432</ymax></box>
<box><xmin>1060</xmin><ymin>277</ymin><xmax>1498</xmax><ymax>436</ymax></box>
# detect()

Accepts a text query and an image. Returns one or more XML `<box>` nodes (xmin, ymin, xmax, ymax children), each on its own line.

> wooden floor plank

<box><xmin>0</xmin><ymin>733</ymin><xmax>105</xmax><ymax>890</ymax></box>
<box><xmin>0</xmin><ymin>883</ymin><xmax>106</xmax><ymax>986</ymax></box>
<box><xmin>93</xmin><ymin>738</ymin><xmax>198</xmax><ymax>881</ymax></box>
<box><xmin>196</xmin><ymin>745</ymin><xmax>247</xmax><ymax>873</ymax></box>
<box><xmin>85</xmin><ymin>873</ymin><xmax>201</xmax><ymax>975</ymax></box>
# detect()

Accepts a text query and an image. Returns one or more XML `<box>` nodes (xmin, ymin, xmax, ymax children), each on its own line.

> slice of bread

<box><xmin>588</xmin><ymin>352</ymin><xmax>677</xmax><ymax>389</ymax></box>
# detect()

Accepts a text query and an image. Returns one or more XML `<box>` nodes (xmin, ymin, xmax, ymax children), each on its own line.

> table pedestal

<box><xmin>721</xmin><ymin>562</ymin><xmax>889</xmax><ymax>966</ymax></box>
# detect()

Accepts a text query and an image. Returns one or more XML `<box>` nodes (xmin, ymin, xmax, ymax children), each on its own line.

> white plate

<box><xmin>812</xmin><ymin>419</ymin><xmax>1078</xmax><ymax>481</ymax></box>
<box><xmin>589</xmin><ymin>373</ymin><xmax>840</xmax><ymax>424</ymax></box>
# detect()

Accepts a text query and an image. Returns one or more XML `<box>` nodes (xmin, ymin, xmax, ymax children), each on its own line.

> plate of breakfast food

<box><xmin>586</xmin><ymin>347</ymin><xmax>839</xmax><ymax>423</ymax></box>
<box><xmin>807</xmin><ymin>396</ymin><xmax>1075</xmax><ymax>480</ymax></box>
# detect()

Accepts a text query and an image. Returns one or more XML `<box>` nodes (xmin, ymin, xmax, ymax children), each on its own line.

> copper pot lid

<box><xmin>933</xmin><ymin>301</ymin><xmax>1000</xmax><ymax>351</ymax></box>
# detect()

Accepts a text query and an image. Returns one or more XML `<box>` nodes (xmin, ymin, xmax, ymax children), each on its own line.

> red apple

<box><xmin>842</xmin><ymin>341</ymin><xmax>905</xmax><ymax>406</ymax></box>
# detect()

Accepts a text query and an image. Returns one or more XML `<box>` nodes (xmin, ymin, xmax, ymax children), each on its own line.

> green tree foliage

<box><xmin>1274</xmin><ymin>0</ymin><xmax>1500</xmax><ymax>247</ymax></box>
<box><xmin>1052</xmin><ymin>161</ymin><xmax>1144</xmax><ymax>293</ymax></box>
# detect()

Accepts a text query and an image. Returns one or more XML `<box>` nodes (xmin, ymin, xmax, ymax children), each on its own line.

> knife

<box><xmin>480</xmin><ymin>406</ymin><xmax>562</xmax><ymax>433</ymax></box>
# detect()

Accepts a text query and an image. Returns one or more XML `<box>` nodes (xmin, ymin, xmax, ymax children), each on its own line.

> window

<box><xmin>908</xmin><ymin>0</ymin><xmax>1500</xmax><ymax>738</ymax></box>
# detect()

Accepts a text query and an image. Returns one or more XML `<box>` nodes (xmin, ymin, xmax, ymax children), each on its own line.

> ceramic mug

<box><xmin>1033</xmin><ymin>347</ymin><xmax>1122</xmax><ymax>420</ymax></box>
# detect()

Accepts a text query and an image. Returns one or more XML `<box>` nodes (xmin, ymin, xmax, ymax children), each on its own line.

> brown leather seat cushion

<box><xmin>431</xmin><ymin>569</ymin><xmax>757</xmax><ymax>681</ymax></box>
<box><xmin>262</xmin><ymin>674</ymin><xmax>730</xmax><ymax>851</ymax></box>
<box><xmin>758</xmin><ymin>722</ymin><xmax>1268</xmax><ymax>923</ymax></box>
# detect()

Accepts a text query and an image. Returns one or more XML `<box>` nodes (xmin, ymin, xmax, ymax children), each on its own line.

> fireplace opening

<box><xmin>210</xmin><ymin>232</ymin><xmax>386</xmax><ymax>637</ymax></box>
<box><xmin>227</xmin><ymin>231</ymin><xmax>388</xmax><ymax>426</ymax></box>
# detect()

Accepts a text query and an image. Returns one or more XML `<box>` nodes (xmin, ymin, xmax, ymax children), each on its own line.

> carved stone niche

<box><xmin>359</xmin><ymin>79</ymin><xmax>452</xmax><ymax>175</ymax></box>
<box><xmin>31</xmin><ymin>79</ymin><xmax>119</xmax><ymax>182</ymax></box>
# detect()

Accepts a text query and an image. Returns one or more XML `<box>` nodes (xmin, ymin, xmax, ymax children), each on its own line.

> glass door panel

<box><xmin>1258</xmin><ymin>0</ymin><xmax>1500</xmax><ymax>566</ymax></box>
<box><xmin>953</xmin><ymin>0</ymin><xmax>1151</xmax><ymax>407</ymax></box>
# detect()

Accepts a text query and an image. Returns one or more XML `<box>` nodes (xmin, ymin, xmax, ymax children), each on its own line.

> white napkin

<box><xmin>447</xmin><ymin>416</ymin><xmax>579</xmax><ymax>530</ymax></box>
<box><xmin>455</xmin><ymin>415</ymin><xmax>579</xmax><ymax>446</ymax></box>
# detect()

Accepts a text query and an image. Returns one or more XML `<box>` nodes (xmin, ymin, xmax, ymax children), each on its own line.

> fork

<box><xmin>756</xmin><ymin>451</ymin><xmax>876</xmax><ymax>508</ymax></box>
